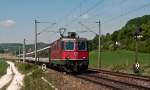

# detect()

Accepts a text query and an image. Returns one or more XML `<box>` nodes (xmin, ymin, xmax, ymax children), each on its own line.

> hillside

<box><xmin>112</xmin><ymin>15</ymin><xmax>150</xmax><ymax>53</ymax></box>
<box><xmin>89</xmin><ymin>15</ymin><xmax>150</xmax><ymax>53</ymax></box>
<box><xmin>0</xmin><ymin>42</ymin><xmax>49</xmax><ymax>54</ymax></box>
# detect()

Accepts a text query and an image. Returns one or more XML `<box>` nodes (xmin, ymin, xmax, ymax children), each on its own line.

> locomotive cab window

<box><xmin>64</xmin><ymin>41</ymin><xmax>74</xmax><ymax>50</ymax></box>
<box><xmin>78</xmin><ymin>41</ymin><xmax>87</xmax><ymax>50</ymax></box>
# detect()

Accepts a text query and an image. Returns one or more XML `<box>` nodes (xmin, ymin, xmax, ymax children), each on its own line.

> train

<box><xmin>23</xmin><ymin>32</ymin><xmax>89</xmax><ymax>72</ymax></box>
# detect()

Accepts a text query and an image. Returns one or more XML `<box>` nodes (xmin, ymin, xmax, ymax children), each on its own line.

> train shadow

<box><xmin>47</xmin><ymin>65</ymin><xmax>100</xmax><ymax>75</ymax></box>
<box><xmin>85</xmin><ymin>69</ymin><xmax>100</xmax><ymax>74</ymax></box>
<box><xmin>67</xmin><ymin>69</ymin><xmax>100</xmax><ymax>75</ymax></box>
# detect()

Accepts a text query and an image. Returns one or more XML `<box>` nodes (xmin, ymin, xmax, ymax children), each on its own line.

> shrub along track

<box><xmin>0</xmin><ymin>60</ymin><xmax>9</xmax><ymax>77</ymax></box>
<box><xmin>72</xmin><ymin>69</ymin><xmax>150</xmax><ymax>90</ymax></box>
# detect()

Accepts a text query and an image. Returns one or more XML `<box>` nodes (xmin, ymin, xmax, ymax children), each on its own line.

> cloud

<box><xmin>0</xmin><ymin>19</ymin><xmax>16</xmax><ymax>28</ymax></box>
<box><xmin>81</xmin><ymin>14</ymin><xmax>89</xmax><ymax>19</ymax></box>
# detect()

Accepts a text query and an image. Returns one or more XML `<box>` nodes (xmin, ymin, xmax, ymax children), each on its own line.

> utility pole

<box><xmin>133</xmin><ymin>26</ymin><xmax>142</xmax><ymax>73</ymax></box>
<box><xmin>19</xmin><ymin>47</ymin><xmax>21</xmax><ymax>62</ymax></box>
<box><xmin>135</xmin><ymin>35</ymin><xmax>138</xmax><ymax>64</ymax></box>
<box><xmin>35</xmin><ymin>19</ymin><xmax>38</xmax><ymax>64</ymax></box>
<box><xmin>34</xmin><ymin>19</ymin><xmax>51</xmax><ymax>64</ymax></box>
<box><xmin>23</xmin><ymin>39</ymin><xmax>26</xmax><ymax>62</ymax></box>
<box><xmin>96</xmin><ymin>20</ymin><xmax>101</xmax><ymax>70</ymax></box>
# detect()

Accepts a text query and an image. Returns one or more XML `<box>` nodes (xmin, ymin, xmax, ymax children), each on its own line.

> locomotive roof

<box><xmin>49</xmin><ymin>37</ymin><xmax>87</xmax><ymax>46</ymax></box>
<box><xmin>61</xmin><ymin>37</ymin><xmax>87</xmax><ymax>41</ymax></box>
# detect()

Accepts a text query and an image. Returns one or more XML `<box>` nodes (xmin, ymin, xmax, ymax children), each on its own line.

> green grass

<box><xmin>22</xmin><ymin>69</ymin><xmax>53</xmax><ymax>90</ymax></box>
<box><xmin>0</xmin><ymin>60</ymin><xmax>8</xmax><ymax>77</ymax></box>
<box><xmin>16</xmin><ymin>62</ymin><xmax>38</xmax><ymax>74</ymax></box>
<box><xmin>16</xmin><ymin>63</ymin><xmax>53</xmax><ymax>90</ymax></box>
<box><xmin>89</xmin><ymin>50</ymin><xmax>150</xmax><ymax>66</ymax></box>
<box><xmin>89</xmin><ymin>50</ymin><xmax>150</xmax><ymax>74</ymax></box>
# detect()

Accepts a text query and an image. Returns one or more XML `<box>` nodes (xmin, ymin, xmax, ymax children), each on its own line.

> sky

<box><xmin>0</xmin><ymin>0</ymin><xmax>150</xmax><ymax>44</ymax></box>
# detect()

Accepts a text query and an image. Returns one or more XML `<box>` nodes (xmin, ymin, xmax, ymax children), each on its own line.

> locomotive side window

<box><xmin>78</xmin><ymin>41</ymin><xmax>87</xmax><ymax>50</ymax></box>
<box><xmin>64</xmin><ymin>41</ymin><xmax>74</xmax><ymax>50</ymax></box>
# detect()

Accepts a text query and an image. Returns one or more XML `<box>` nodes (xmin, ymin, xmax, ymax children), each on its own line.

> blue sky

<box><xmin>0</xmin><ymin>0</ymin><xmax>150</xmax><ymax>43</ymax></box>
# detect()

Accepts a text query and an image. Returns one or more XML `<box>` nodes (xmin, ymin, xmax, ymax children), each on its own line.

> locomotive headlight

<box><xmin>82</xmin><ymin>57</ymin><xmax>86</xmax><ymax>59</ymax></box>
<box><xmin>66</xmin><ymin>56</ymin><xmax>70</xmax><ymax>60</ymax></box>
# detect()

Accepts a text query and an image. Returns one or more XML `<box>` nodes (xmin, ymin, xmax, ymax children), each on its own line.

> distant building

<box><xmin>115</xmin><ymin>41</ymin><xmax>121</xmax><ymax>46</ymax></box>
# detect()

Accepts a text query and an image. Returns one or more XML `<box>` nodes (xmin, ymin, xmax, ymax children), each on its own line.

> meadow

<box><xmin>0</xmin><ymin>59</ymin><xmax>8</xmax><ymax>77</ymax></box>
<box><xmin>89</xmin><ymin>50</ymin><xmax>150</xmax><ymax>75</ymax></box>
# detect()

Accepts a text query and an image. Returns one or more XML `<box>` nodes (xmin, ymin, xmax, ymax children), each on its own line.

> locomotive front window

<box><xmin>64</xmin><ymin>41</ymin><xmax>74</xmax><ymax>50</ymax></box>
<box><xmin>78</xmin><ymin>41</ymin><xmax>87</xmax><ymax>50</ymax></box>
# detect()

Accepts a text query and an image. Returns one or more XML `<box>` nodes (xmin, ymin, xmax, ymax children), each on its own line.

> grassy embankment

<box><xmin>89</xmin><ymin>50</ymin><xmax>150</xmax><ymax>75</ymax></box>
<box><xmin>16</xmin><ymin>62</ymin><xmax>53</xmax><ymax>90</ymax></box>
<box><xmin>0</xmin><ymin>59</ymin><xmax>9</xmax><ymax>78</ymax></box>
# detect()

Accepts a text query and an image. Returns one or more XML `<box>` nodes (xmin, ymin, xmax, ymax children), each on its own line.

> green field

<box><xmin>89</xmin><ymin>50</ymin><xmax>150</xmax><ymax>74</ymax></box>
<box><xmin>0</xmin><ymin>60</ymin><xmax>8</xmax><ymax>77</ymax></box>
<box><xmin>89</xmin><ymin>50</ymin><xmax>150</xmax><ymax>66</ymax></box>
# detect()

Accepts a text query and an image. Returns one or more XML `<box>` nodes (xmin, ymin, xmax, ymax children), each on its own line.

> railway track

<box><xmin>89</xmin><ymin>68</ymin><xmax>150</xmax><ymax>81</ymax></box>
<box><xmin>73</xmin><ymin>69</ymin><xmax>150</xmax><ymax>90</ymax></box>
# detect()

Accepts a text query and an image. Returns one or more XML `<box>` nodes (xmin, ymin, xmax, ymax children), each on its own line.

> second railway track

<box><xmin>89</xmin><ymin>68</ymin><xmax>150</xmax><ymax>81</ymax></box>
<box><xmin>72</xmin><ymin>69</ymin><xmax>150</xmax><ymax>90</ymax></box>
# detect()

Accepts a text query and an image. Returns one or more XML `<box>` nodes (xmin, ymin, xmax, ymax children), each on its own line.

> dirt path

<box><xmin>6</xmin><ymin>61</ymin><xmax>24</xmax><ymax>90</ymax></box>
<box><xmin>0</xmin><ymin>61</ymin><xmax>24</xmax><ymax>90</ymax></box>
<box><xmin>0</xmin><ymin>63</ymin><xmax>13</xmax><ymax>89</ymax></box>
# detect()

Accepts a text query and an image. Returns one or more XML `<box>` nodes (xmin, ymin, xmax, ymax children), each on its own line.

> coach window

<box><xmin>64</xmin><ymin>41</ymin><xmax>74</xmax><ymax>50</ymax></box>
<box><xmin>78</xmin><ymin>41</ymin><xmax>87</xmax><ymax>50</ymax></box>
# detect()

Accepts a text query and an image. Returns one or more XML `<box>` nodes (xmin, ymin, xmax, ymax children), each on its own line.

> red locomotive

<box><xmin>24</xmin><ymin>32</ymin><xmax>89</xmax><ymax>72</ymax></box>
<box><xmin>49</xmin><ymin>32</ymin><xmax>89</xmax><ymax>72</ymax></box>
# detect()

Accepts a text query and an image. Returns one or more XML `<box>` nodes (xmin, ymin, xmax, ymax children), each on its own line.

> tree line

<box><xmin>88</xmin><ymin>15</ymin><xmax>150</xmax><ymax>53</ymax></box>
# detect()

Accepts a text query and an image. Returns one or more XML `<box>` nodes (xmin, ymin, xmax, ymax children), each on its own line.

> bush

<box><xmin>0</xmin><ymin>60</ymin><xmax>8</xmax><ymax>77</ymax></box>
<box><xmin>16</xmin><ymin>62</ymin><xmax>38</xmax><ymax>74</ymax></box>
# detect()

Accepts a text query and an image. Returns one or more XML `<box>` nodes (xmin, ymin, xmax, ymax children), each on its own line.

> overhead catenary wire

<box><xmin>58</xmin><ymin>0</ymin><xmax>88</xmax><ymax>25</ymax></box>
<box><xmin>91</xmin><ymin>0</ymin><xmax>131</xmax><ymax>18</ymax></box>
<box><xmin>73</xmin><ymin>0</ymin><xmax>129</xmax><ymax>33</ymax></box>
<box><xmin>37</xmin><ymin>23</ymin><xmax>57</xmax><ymax>35</ymax></box>
<box><xmin>102</xmin><ymin>2</ymin><xmax>150</xmax><ymax>24</ymax></box>
<box><xmin>33</xmin><ymin>0</ymin><xmax>104</xmax><ymax>37</ymax></box>
<box><xmin>64</xmin><ymin>0</ymin><xmax>105</xmax><ymax>27</ymax></box>
<box><xmin>78</xmin><ymin>21</ymin><xmax>97</xmax><ymax>35</ymax></box>
<box><xmin>66</xmin><ymin>0</ymin><xmax>104</xmax><ymax>27</ymax></box>
<box><xmin>34</xmin><ymin>0</ymin><xmax>87</xmax><ymax>37</ymax></box>
<box><xmin>83</xmin><ymin>1</ymin><xmax>150</xmax><ymax>31</ymax></box>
